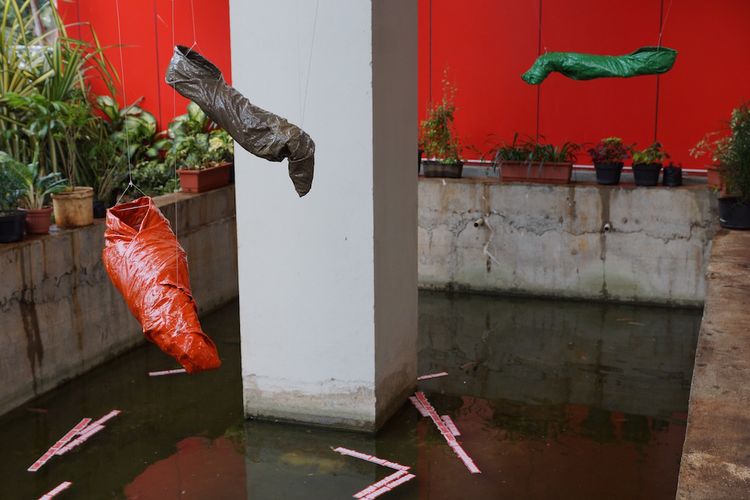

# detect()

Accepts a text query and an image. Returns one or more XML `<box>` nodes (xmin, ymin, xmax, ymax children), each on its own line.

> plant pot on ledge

<box><xmin>0</xmin><ymin>211</ymin><xmax>26</xmax><ymax>243</ymax></box>
<box><xmin>632</xmin><ymin>163</ymin><xmax>662</xmax><ymax>186</ymax></box>
<box><xmin>719</xmin><ymin>197</ymin><xmax>750</xmax><ymax>230</ymax></box>
<box><xmin>421</xmin><ymin>160</ymin><xmax>463</xmax><ymax>179</ymax></box>
<box><xmin>178</xmin><ymin>162</ymin><xmax>232</xmax><ymax>193</ymax></box>
<box><xmin>22</xmin><ymin>207</ymin><xmax>53</xmax><ymax>234</ymax></box>
<box><xmin>593</xmin><ymin>162</ymin><xmax>624</xmax><ymax>185</ymax></box>
<box><xmin>52</xmin><ymin>186</ymin><xmax>94</xmax><ymax>228</ymax></box>
<box><xmin>501</xmin><ymin>161</ymin><xmax>572</xmax><ymax>184</ymax></box>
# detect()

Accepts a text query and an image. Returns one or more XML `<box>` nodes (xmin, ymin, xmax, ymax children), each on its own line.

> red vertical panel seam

<box><xmin>152</xmin><ymin>0</ymin><xmax>163</xmax><ymax>128</ymax></box>
<box><xmin>654</xmin><ymin>0</ymin><xmax>664</xmax><ymax>142</ymax></box>
<box><xmin>536</xmin><ymin>0</ymin><xmax>543</xmax><ymax>141</ymax></box>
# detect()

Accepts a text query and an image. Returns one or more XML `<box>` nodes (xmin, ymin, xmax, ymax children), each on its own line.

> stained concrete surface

<box><xmin>419</xmin><ymin>178</ymin><xmax>717</xmax><ymax>306</ymax></box>
<box><xmin>0</xmin><ymin>186</ymin><xmax>238</xmax><ymax>416</ymax></box>
<box><xmin>677</xmin><ymin>230</ymin><xmax>750</xmax><ymax>499</ymax></box>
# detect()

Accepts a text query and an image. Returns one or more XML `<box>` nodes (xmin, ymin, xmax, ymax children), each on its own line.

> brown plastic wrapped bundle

<box><xmin>166</xmin><ymin>45</ymin><xmax>315</xmax><ymax>197</ymax></box>
<box><xmin>103</xmin><ymin>197</ymin><xmax>221</xmax><ymax>373</ymax></box>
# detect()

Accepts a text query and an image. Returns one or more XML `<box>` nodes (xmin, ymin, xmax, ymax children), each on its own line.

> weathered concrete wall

<box><xmin>677</xmin><ymin>230</ymin><xmax>750</xmax><ymax>499</ymax></box>
<box><xmin>0</xmin><ymin>186</ymin><xmax>238</xmax><ymax>416</ymax></box>
<box><xmin>419</xmin><ymin>179</ymin><xmax>717</xmax><ymax>306</ymax></box>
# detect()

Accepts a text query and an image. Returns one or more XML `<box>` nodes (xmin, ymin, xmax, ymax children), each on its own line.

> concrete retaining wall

<box><xmin>419</xmin><ymin>178</ymin><xmax>717</xmax><ymax>306</ymax></box>
<box><xmin>0</xmin><ymin>186</ymin><xmax>238</xmax><ymax>416</ymax></box>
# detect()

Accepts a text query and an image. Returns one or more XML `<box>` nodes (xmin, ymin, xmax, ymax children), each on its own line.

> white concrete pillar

<box><xmin>229</xmin><ymin>0</ymin><xmax>417</xmax><ymax>431</ymax></box>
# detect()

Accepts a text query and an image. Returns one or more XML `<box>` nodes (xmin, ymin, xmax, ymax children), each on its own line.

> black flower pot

<box><xmin>594</xmin><ymin>162</ymin><xmax>624</xmax><ymax>185</ymax></box>
<box><xmin>662</xmin><ymin>166</ymin><xmax>683</xmax><ymax>187</ymax></box>
<box><xmin>719</xmin><ymin>197</ymin><xmax>750</xmax><ymax>230</ymax></box>
<box><xmin>0</xmin><ymin>210</ymin><xmax>26</xmax><ymax>243</ymax></box>
<box><xmin>632</xmin><ymin>163</ymin><xmax>662</xmax><ymax>186</ymax></box>
<box><xmin>421</xmin><ymin>159</ymin><xmax>463</xmax><ymax>179</ymax></box>
<box><xmin>93</xmin><ymin>199</ymin><xmax>107</xmax><ymax>219</ymax></box>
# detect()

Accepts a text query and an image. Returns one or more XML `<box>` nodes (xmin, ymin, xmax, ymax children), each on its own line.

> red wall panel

<box><xmin>61</xmin><ymin>0</ymin><xmax>231</xmax><ymax>129</ymax></box>
<box><xmin>658</xmin><ymin>0</ymin><xmax>750</xmax><ymax>168</ymax></box>
<box><xmin>538</xmin><ymin>0</ymin><xmax>661</xmax><ymax>155</ymax></box>
<box><xmin>420</xmin><ymin>0</ymin><xmax>750</xmax><ymax>167</ymax></box>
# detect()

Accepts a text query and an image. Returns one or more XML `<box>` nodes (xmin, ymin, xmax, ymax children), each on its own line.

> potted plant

<box><xmin>712</xmin><ymin>104</ymin><xmax>750</xmax><ymax>229</ymax></box>
<box><xmin>419</xmin><ymin>78</ymin><xmax>463</xmax><ymax>178</ymax></box>
<box><xmin>632</xmin><ymin>142</ymin><xmax>668</xmax><ymax>186</ymax></box>
<box><xmin>0</xmin><ymin>161</ymin><xmax>25</xmax><ymax>243</ymax></box>
<box><xmin>691</xmin><ymin>131</ymin><xmax>728</xmax><ymax>193</ymax></box>
<box><xmin>588</xmin><ymin>137</ymin><xmax>631</xmax><ymax>185</ymax></box>
<box><xmin>495</xmin><ymin>135</ymin><xmax>578</xmax><ymax>184</ymax></box>
<box><xmin>163</xmin><ymin>103</ymin><xmax>233</xmax><ymax>193</ymax></box>
<box><xmin>2</xmin><ymin>152</ymin><xmax>67</xmax><ymax>234</ymax></box>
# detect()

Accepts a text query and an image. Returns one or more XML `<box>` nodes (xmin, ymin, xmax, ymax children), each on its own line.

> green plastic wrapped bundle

<box><xmin>521</xmin><ymin>46</ymin><xmax>678</xmax><ymax>85</ymax></box>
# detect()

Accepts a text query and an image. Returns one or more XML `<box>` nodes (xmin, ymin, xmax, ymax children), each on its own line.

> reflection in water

<box><xmin>0</xmin><ymin>293</ymin><xmax>700</xmax><ymax>499</ymax></box>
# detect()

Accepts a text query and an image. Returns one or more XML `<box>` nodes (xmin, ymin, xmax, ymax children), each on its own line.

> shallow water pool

<box><xmin>0</xmin><ymin>292</ymin><xmax>700</xmax><ymax>499</ymax></box>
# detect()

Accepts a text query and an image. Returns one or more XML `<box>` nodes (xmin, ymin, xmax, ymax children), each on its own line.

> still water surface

<box><xmin>0</xmin><ymin>292</ymin><xmax>701</xmax><ymax>499</ymax></box>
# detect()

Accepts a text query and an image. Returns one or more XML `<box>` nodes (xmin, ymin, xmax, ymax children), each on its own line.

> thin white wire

<box><xmin>300</xmin><ymin>0</ymin><xmax>319</xmax><ymax>127</ymax></box>
<box><xmin>114</xmin><ymin>0</ymin><xmax>138</xmax><ymax>205</ymax></box>
<box><xmin>657</xmin><ymin>0</ymin><xmax>675</xmax><ymax>48</ymax></box>
<box><xmin>171</xmin><ymin>0</ymin><xmax>180</xmax><ymax>289</ymax></box>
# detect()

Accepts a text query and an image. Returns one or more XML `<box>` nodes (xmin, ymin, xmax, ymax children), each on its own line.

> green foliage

<box><xmin>632</xmin><ymin>142</ymin><xmax>669</xmax><ymax>165</ymax></box>
<box><xmin>493</xmin><ymin>134</ymin><xmax>579</xmax><ymax>164</ymax></box>
<box><xmin>0</xmin><ymin>0</ymin><xmax>119</xmax><ymax>193</ymax></box>
<box><xmin>0</xmin><ymin>155</ymin><xmax>23</xmax><ymax>211</ymax></box>
<box><xmin>0</xmin><ymin>150</ymin><xmax>66</xmax><ymax>209</ymax></box>
<box><xmin>720</xmin><ymin>104</ymin><xmax>750</xmax><ymax>202</ymax></box>
<box><xmin>130</xmin><ymin>160</ymin><xmax>178</xmax><ymax>197</ymax></box>
<box><xmin>165</xmin><ymin>103</ymin><xmax>234</xmax><ymax>170</ymax></box>
<box><xmin>419</xmin><ymin>77</ymin><xmax>461</xmax><ymax>165</ymax></box>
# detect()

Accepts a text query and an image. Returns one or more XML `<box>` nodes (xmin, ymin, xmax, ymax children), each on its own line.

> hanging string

<box><xmin>170</xmin><ymin>0</ymin><xmax>180</xmax><ymax>290</ymax></box>
<box><xmin>657</xmin><ymin>0</ymin><xmax>674</xmax><ymax>48</ymax></box>
<box><xmin>114</xmin><ymin>0</ymin><xmax>146</xmax><ymax>205</ymax></box>
<box><xmin>185</xmin><ymin>0</ymin><xmax>199</xmax><ymax>55</ymax></box>
<box><xmin>300</xmin><ymin>0</ymin><xmax>319</xmax><ymax>127</ymax></box>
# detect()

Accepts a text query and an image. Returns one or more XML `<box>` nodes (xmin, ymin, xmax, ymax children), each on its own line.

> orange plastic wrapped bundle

<box><xmin>103</xmin><ymin>197</ymin><xmax>221</xmax><ymax>373</ymax></box>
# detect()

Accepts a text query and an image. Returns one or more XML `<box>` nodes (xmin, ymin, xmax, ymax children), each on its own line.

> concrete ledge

<box><xmin>677</xmin><ymin>230</ymin><xmax>750</xmax><ymax>499</ymax></box>
<box><xmin>0</xmin><ymin>186</ymin><xmax>238</xmax><ymax>416</ymax></box>
<box><xmin>419</xmin><ymin>178</ymin><xmax>717</xmax><ymax>305</ymax></box>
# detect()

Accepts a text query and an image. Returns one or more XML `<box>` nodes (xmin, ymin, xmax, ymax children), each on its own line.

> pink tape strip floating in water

<box><xmin>441</xmin><ymin>415</ymin><xmax>461</xmax><ymax>436</ymax></box>
<box><xmin>414</xmin><ymin>392</ymin><xmax>481</xmax><ymax>474</ymax></box>
<box><xmin>39</xmin><ymin>480</ymin><xmax>72</xmax><ymax>499</ymax></box>
<box><xmin>409</xmin><ymin>396</ymin><xmax>429</xmax><ymax>417</ymax></box>
<box><xmin>353</xmin><ymin>469</ymin><xmax>409</xmax><ymax>498</ymax></box>
<box><xmin>27</xmin><ymin>418</ymin><xmax>92</xmax><ymax>472</ymax></box>
<box><xmin>56</xmin><ymin>424</ymin><xmax>105</xmax><ymax>456</ymax></box>
<box><xmin>417</xmin><ymin>371</ymin><xmax>448</xmax><ymax>381</ymax></box>
<box><xmin>332</xmin><ymin>447</ymin><xmax>409</xmax><ymax>471</ymax></box>
<box><xmin>364</xmin><ymin>473</ymin><xmax>416</xmax><ymax>499</ymax></box>
<box><xmin>148</xmin><ymin>368</ymin><xmax>187</xmax><ymax>376</ymax></box>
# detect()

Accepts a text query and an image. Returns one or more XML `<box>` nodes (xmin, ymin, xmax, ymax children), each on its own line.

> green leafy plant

<box><xmin>493</xmin><ymin>134</ymin><xmax>579</xmax><ymax>164</ymax></box>
<box><xmin>588</xmin><ymin>137</ymin><xmax>631</xmax><ymax>164</ymax></box>
<box><xmin>632</xmin><ymin>142</ymin><xmax>669</xmax><ymax>165</ymax></box>
<box><xmin>165</xmin><ymin>103</ymin><xmax>234</xmax><ymax>170</ymax></box>
<box><xmin>0</xmin><ymin>157</ymin><xmax>24</xmax><ymax>212</ymax></box>
<box><xmin>419</xmin><ymin>77</ymin><xmax>461</xmax><ymax>165</ymax></box>
<box><xmin>130</xmin><ymin>160</ymin><xmax>178</xmax><ymax>196</ymax></box>
<box><xmin>697</xmin><ymin>104</ymin><xmax>750</xmax><ymax>202</ymax></box>
<box><xmin>0</xmin><ymin>151</ymin><xmax>66</xmax><ymax>209</ymax></box>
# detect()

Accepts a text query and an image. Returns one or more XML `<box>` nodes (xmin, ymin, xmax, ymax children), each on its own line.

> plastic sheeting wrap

<box><xmin>103</xmin><ymin>197</ymin><xmax>221</xmax><ymax>373</ymax></box>
<box><xmin>166</xmin><ymin>45</ymin><xmax>315</xmax><ymax>197</ymax></box>
<box><xmin>522</xmin><ymin>46</ymin><xmax>678</xmax><ymax>85</ymax></box>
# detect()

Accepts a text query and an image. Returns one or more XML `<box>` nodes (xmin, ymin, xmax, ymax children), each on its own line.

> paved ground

<box><xmin>677</xmin><ymin>229</ymin><xmax>750</xmax><ymax>499</ymax></box>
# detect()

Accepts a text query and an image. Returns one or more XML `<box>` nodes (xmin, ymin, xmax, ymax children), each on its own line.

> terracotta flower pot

<box><xmin>500</xmin><ymin>161</ymin><xmax>572</xmax><ymax>184</ymax></box>
<box><xmin>177</xmin><ymin>162</ymin><xmax>232</xmax><ymax>193</ymax></box>
<box><xmin>52</xmin><ymin>186</ymin><xmax>94</xmax><ymax>228</ymax></box>
<box><xmin>22</xmin><ymin>207</ymin><xmax>53</xmax><ymax>234</ymax></box>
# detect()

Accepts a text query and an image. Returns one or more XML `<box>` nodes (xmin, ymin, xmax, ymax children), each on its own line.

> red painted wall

<box><xmin>60</xmin><ymin>0</ymin><xmax>232</xmax><ymax>129</ymax></box>
<box><xmin>419</xmin><ymin>0</ymin><xmax>750</xmax><ymax>167</ymax></box>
